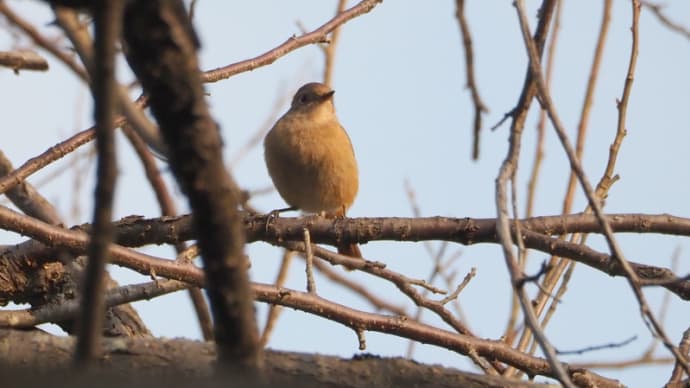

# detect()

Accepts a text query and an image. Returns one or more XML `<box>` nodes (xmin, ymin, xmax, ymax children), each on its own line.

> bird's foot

<box><xmin>268</xmin><ymin>206</ymin><xmax>298</xmax><ymax>219</ymax></box>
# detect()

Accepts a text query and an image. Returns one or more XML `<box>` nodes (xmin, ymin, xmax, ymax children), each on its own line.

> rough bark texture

<box><xmin>0</xmin><ymin>328</ymin><xmax>552</xmax><ymax>388</ymax></box>
<box><xmin>121</xmin><ymin>0</ymin><xmax>258</xmax><ymax>368</ymax></box>
<box><xmin>0</xmin><ymin>146</ymin><xmax>149</xmax><ymax>338</ymax></box>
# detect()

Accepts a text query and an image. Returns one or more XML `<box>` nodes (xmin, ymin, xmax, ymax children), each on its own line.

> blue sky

<box><xmin>1</xmin><ymin>1</ymin><xmax>690</xmax><ymax>386</ymax></box>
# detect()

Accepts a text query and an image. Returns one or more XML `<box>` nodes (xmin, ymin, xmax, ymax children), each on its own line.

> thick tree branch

<box><xmin>0</xmin><ymin>328</ymin><xmax>553</xmax><ymax>388</ymax></box>
<box><xmin>74</xmin><ymin>0</ymin><xmax>122</xmax><ymax>364</ymax></box>
<box><xmin>3</xmin><ymin>209</ymin><xmax>690</xmax><ymax>300</ymax></box>
<box><xmin>121</xmin><ymin>0</ymin><xmax>259</xmax><ymax>368</ymax></box>
<box><xmin>0</xmin><ymin>277</ymin><xmax>620</xmax><ymax>387</ymax></box>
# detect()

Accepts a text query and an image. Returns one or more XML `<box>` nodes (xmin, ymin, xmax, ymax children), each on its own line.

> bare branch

<box><xmin>0</xmin><ymin>1</ymin><xmax>87</xmax><ymax>80</ymax></box>
<box><xmin>322</xmin><ymin>0</ymin><xmax>348</xmax><ymax>87</ymax></box>
<box><xmin>260</xmin><ymin>250</ymin><xmax>295</xmax><ymax>347</ymax></box>
<box><xmin>515</xmin><ymin>0</ymin><xmax>689</xmax><ymax>374</ymax></box>
<box><xmin>251</xmin><ymin>283</ymin><xmax>621</xmax><ymax>387</ymax></box>
<box><xmin>303</xmin><ymin>228</ymin><xmax>317</xmax><ymax>294</ymax></box>
<box><xmin>563</xmin><ymin>0</ymin><xmax>613</xmax><ymax>213</ymax></box>
<box><xmin>0</xmin><ymin>50</ymin><xmax>48</xmax><ymax>72</ymax></box>
<box><xmin>668</xmin><ymin>327</ymin><xmax>690</xmax><ymax>384</ymax></box>
<box><xmin>454</xmin><ymin>0</ymin><xmax>488</xmax><ymax>160</ymax></box>
<box><xmin>439</xmin><ymin>267</ymin><xmax>475</xmax><ymax>305</ymax></box>
<box><xmin>310</xmin><ymin>257</ymin><xmax>407</xmax><ymax>316</ymax></box>
<box><xmin>557</xmin><ymin>336</ymin><xmax>637</xmax><ymax>356</ymax></box>
<box><xmin>122</xmin><ymin>0</ymin><xmax>259</xmax><ymax>368</ymax></box>
<box><xmin>201</xmin><ymin>0</ymin><xmax>382</xmax><ymax>82</ymax></box>
<box><xmin>73</xmin><ymin>0</ymin><xmax>123</xmax><ymax>364</ymax></box>
<box><xmin>0</xmin><ymin>279</ymin><xmax>189</xmax><ymax>328</ymax></box>
<box><xmin>641</xmin><ymin>1</ymin><xmax>690</xmax><ymax>40</ymax></box>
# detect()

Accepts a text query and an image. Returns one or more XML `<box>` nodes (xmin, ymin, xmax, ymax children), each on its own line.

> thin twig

<box><xmin>562</xmin><ymin>0</ymin><xmax>612</xmax><ymax>214</ymax></box>
<box><xmin>436</xmin><ymin>251</ymin><xmax>471</xmax><ymax>327</ymax></box>
<box><xmin>402</xmin><ymin>181</ymin><xmax>473</xmax><ymax>358</ymax></box>
<box><xmin>406</xmin><ymin>241</ymin><xmax>452</xmax><ymax>356</ymax></box>
<box><xmin>0</xmin><ymin>151</ymin><xmax>62</xmax><ymax>224</ymax></box>
<box><xmin>228</xmin><ymin>84</ymin><xmax>291</xmax><ymax>168</ymax></box>
<box><xmin>260</xmin><ymin>250</ymin><xmax>295</xmax><ymax>347</ymax></box>
<box><xmin>404</xmin><ymin>179</ymin><xmax>436</xmax><ymax>258</ymax></box>
<box><xmin>573</xmin><ymin>357</ymin><xmax>673</xmax><ymax>370</ymax></box>
<box><xmin>668</xmin><ymin>327</ymin><xmax>690</xmax><ymax>384</ymax></box>
<box><xmin>279</xmin><ymin>241</ymin><xmax>471</xmax><ymax>336</ymax></box>
<box><xmin>0</xmin><ymin>126</ymin><xmax>97</xmax><ymax>195</ymax></box>
<box><xmin>323</xmin><ymin>0</ymin><xmax>348</xmax><ymax>87</ymax></box>
<box><xmin>557</xmin><ymin>336</ymin><xmax>637</xmax><ymax>356</ymax></box>
<box><xmin>439</xmin><ymin>267</ymin><xmax>475</xmax><ymax>305</ymax></box>
<box><xmin>304</xmin><ymin>228</ymin><xmax>317</xmax><ymax>294</ymax></box>
<box><xmin>309</xmin><ymin>258</ymin><xmax>407</xmax><ymax>316</ymax></box>
<box><xmin>525</xmin><ymin>260</ymin><xmax>575</xmax><ymax>360</ymax></box>
<box><xmin>641</xmin><ymin>1</ymin><xmax>690</xmax><ymax>40</ymax></box>
<box><xmin>467</xmin><ymin>348</ymin><xmax>499</xmax><ymax>376</ymax></box>
<box><xmin>202</xmin><ymin>0</ymin><xmax>382</xmax><ymax>82</ymax></box>
<box><xmin>645</xmin><ymin>246</ymin><xmax>681</xmax><ymax>357</ymax></box>
<box><xmin>455</xmin><ymin>0</ymin><xmax>488</xmax><ymax>160</ymax></box>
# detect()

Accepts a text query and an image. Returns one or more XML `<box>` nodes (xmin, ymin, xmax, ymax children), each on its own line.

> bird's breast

<box><xmin>264</xmin><ymin>115</ymin><xmax>359</xmax><ymax>213</ymax></box>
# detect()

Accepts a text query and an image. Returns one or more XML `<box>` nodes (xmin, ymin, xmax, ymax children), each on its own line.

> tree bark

<box><xmin>0</xmin><ymin>328</ymin><xmax>554</xmax><ymax>388</ymax></box>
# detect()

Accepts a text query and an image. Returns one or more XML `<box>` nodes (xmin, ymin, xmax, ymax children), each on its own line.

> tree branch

<box><xmin>0</xmin><ymin>327</ymin><xmax>557</xmax><ymax>388</ymax></box>
<box><xmin>516</xmin><ymin>0</ymin><xmax>689</xmax><ymax>374</ymax></box>
<box><xmin>201</xmin><ymin>0</ymin><xmax>382</xmax><ymax>82</ymax></box>
<box><xmin>0</xmin><ymin>50</ymin><xmax>48</xmax><ymax>72</ymax></box>
<box><xmin>3</xmin><ymin>209</ymin><xmax>690</xmax><ymax>300</ymax></box>
<box><xmin>121</xmin><ymin>0</ymin><xmax>259</xmax><ymax>369</ymax></box>
<box><xmin>454</xmin><ymin>0</ymin><xmax>488</xmax><ymax>160</ymax></box>
<box><xmin>73</xmin><ymin>0</ymin><xmax>122</xmax><ymax>364</ymax></box>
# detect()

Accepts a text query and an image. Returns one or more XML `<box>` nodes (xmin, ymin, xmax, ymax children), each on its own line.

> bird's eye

<box><xmin>299</xmin><ymin>94</ymin><xmax>308</xmax><ymax>104</ymax></box>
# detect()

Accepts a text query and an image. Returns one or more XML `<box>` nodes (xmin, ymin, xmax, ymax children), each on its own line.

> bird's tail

<box><xmin>337</xmin><ymin>243</ymin><xmax>362</xmax><ymax>258</ymax></box>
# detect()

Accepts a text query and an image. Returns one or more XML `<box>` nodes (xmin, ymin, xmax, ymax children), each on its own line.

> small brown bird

<box><xmin>264</xmin><ymin>82</ymin><xmax>361</xmax><ymax>257</ymax></box>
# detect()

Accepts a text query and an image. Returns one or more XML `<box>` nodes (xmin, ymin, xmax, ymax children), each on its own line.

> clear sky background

<box><xmin>1</xmin><ymin>1</ymin><xmax>690</xmax><ymax>386</ymax></box>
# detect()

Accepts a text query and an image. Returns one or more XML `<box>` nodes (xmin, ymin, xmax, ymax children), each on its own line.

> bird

<box><xmin>264</xmin><ymin>82</ymin><xmax>361</xmax><ymax>258</ymax></box>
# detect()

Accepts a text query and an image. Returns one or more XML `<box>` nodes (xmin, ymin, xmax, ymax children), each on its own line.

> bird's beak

<box><xmin>321</xmin><ymin>90</ymin><xmax>335</xmax><ymax>100</ymax></box>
